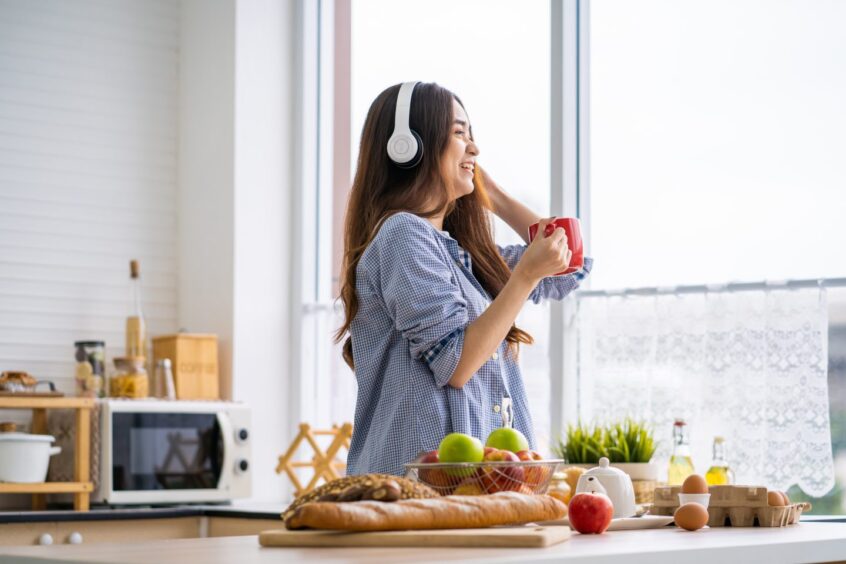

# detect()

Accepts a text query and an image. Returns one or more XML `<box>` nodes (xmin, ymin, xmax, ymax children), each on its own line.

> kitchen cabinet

<box><xmin>0</xmin><ymin>522</ymin><xmax>57</xmax><ymax>547</ymax></box>
<box><xmin>53</xmin><ymin>517</ymin><xmax>201</xmax><ymax>545</ymax></box>
<box><xmin>206</xmin><ymin>517</ymin><xmax>285</xmax><ymax>538</ymax></box>
<box><xmin>0</xmin><ymin>518</ymin><xmax>200</xmax><ymax>546</ymax></box>
<box><xmin>0</xmin><ymin>514</ymin><xmax>285</xmax><ymax>547</ymax></box>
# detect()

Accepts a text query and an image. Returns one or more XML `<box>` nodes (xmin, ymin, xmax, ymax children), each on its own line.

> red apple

<box><xmin>515</xmin><ymin>449</ymin><xmax>549</xmax><ymax>488</ymax></box>
<box><xmin>417</xmin><ymin>450</ymin><xmax>453</xmax><ymax>494</ymax></box>
<box><xmin>568</xmin><ymin>491</ymin><xmax>614</xmax><ymax>534</ymax></box>
<box><xmin>480</xmin><ymin>448</ymin><xmax>524</xmax><ymax>492</ymax></box>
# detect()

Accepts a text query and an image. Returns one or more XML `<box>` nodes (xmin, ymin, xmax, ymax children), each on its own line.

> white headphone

<box><xmin>387</xmin><ymin>81</ymin><xmax>423</xmax><ymax>168</ymax></box>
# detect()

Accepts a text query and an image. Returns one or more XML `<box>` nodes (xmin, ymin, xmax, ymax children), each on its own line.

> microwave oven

<box><xmin>93</xmin><ymin>399</ymin><xmax>251</xmax><ymax>505</ymax></box>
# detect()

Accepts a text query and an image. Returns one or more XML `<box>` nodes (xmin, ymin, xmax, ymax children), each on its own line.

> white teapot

<box><xmin>575</xmin><ymin>457</ymin><xmax>637</xmax><ymax>518</ymax></box>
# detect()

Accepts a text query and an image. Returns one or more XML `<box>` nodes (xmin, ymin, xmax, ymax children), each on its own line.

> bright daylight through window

<box><xmin>347</xmin><ymin>0</ymin><xmax>554</xmax><ymax>447</ymax></box>
<box><xmin>588</xmin><ymin>0</ymin><xmax>846</xmax><ymax>513</ymax></box>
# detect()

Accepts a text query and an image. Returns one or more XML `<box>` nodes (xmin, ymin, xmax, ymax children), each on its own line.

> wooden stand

<box><xmin>275</xmin><ymin>423</ymin><xmax>352</xmax><ymax>497</ymax></box>
<box><xmin>0</xmin><ymin>397</ymin><xmax>94</xmax><ymax>511</ymax></box>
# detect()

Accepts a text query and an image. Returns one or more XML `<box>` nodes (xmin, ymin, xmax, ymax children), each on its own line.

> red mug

<box><xmin>527</xmin><ymin>217</ymin><xmax>584</xmax><ymax>275</ymax></box>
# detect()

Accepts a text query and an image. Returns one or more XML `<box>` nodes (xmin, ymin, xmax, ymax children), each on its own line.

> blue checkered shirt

<box><xmin>346</xmin><ymin>212</ymin><xmax>593</xmax><ymax>477</ymax></box>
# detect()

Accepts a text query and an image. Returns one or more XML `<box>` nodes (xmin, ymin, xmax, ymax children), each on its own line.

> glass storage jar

<box><xmin>109</xmin><ymin>356</ymin><xmax>148</xmax><ymax>398</ymax></box>
<box><xmin>74</xmin><ymin>340</ymin><xmax>105</xmax><ymax>398</ymax></box>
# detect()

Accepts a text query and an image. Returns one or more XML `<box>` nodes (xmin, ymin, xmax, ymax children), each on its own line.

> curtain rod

<box><xmin>576</xmin><ymin>277</ymin><xmax>846</xmax><ymax>298</ymax></box>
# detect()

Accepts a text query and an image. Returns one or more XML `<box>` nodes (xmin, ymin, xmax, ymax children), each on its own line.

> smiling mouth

<box><xmin>460</xmin><ymin>164</ymin><xmax>474</xmax><ymax>173</ymax></box>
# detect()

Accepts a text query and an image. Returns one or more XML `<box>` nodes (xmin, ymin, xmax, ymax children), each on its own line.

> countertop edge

<box><xmin>0</xmin><ymin>506</ymin><xmax>283</xmax><ymax>524</ymax></box>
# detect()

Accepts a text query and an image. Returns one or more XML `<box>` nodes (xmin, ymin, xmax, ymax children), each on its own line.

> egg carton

<box><xmin>651</xmin><ymin>485</ymin><xmax>811</xmax><ymax>527</ymax></box>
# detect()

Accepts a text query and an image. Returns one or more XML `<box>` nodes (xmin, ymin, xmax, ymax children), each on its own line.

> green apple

<box><xmin>438</xmin><ymin>433</ymin><xmax>484</xmax><ymax>477</ymax></box>
<box><xmin>485</xmin><ymin>427</ymin><xmax>530</xmax><ymax>453</ymax></box>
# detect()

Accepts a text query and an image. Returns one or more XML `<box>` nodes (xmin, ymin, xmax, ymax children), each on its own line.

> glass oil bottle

<box><xmin>705</xmin><ymin>436</ymin><xmax>735</xmax><ymax>485</ymax></box>
<box><xmin>668</xmin><ymin>419</ymin><xmax>695</xmax><ymax>485</ymax></box>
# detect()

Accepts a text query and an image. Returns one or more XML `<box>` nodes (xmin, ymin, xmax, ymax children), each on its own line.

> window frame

<box><xmin>551</xmin><ymin>0</ymin><xmax>590</xmax><ymax>441</ymax></box>
<box><xmin>291</xmin><ymin>0</ymin><xmax>589</xmax><ymax>449</ymax></box>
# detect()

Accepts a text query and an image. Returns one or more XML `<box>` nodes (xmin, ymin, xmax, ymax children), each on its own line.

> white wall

<box><xmin>232</xmin><ymin>0</ymin><xmax>295</xmax><ymax>504</ymax></box>
<box><xmin>179</xmin><ymin>0</ymin><xmax>295</xmax><ymax>503</ymax></box>
<box><xmin>178</xmin><ymin>0</ymin><xmax>236</xmax><ymax>399</ymax></box>
<box><xmin>0</xmin><ymin>0</ymin><xmax>180</xmax><ymax>509</ymax></box>
<box><xmin>0</xmin><ymin>0</ymin><xmax>180</xmax><ymax>391</ymax></box>
<box><xmin>0</xmin><ymin>0</ymin><xmax>297</xmax><ymax>507</ymax></box>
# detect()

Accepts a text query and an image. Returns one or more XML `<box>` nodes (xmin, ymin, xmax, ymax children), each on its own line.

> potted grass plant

<box><xmin>553</xmin><ymin>419</ymin><xmax>659</xmax><ymax>502</ymax></box>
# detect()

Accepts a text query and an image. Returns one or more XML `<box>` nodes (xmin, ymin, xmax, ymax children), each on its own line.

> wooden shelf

<box><xmin>0</xmin><ymin>396</ymin><xmax>93</xmax><ymax>511</ymax></box>
<box><xmin>0</xmin><ymin>482</ymin><xmax>92</xmax><ymax>494</ymax></box>
<box><xmin>0</xmin><ymin>397</ymin><xmax>94</xmax><ymax>409</ymax></box>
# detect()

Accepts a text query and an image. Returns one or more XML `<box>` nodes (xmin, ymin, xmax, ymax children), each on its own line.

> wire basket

<box><xmin>404</xmin><ymin>459</ymin><xmax>564</xmax><ymax>496</ymax></box>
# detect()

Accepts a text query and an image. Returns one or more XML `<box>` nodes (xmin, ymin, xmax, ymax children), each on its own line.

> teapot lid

<box><xmin>584</xmin><ymin>457</ymin><xmax>627</xmax><ymax>478</ymax></box>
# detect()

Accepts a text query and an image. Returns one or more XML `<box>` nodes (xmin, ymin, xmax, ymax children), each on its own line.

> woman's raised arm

<box><xmin>479</xmin><ymin>165</ymin><xmax>542</xmax><ymax>244</ymax></box>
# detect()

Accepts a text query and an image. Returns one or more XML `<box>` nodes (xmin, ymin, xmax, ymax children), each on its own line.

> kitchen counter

<box><xmin>2</xmin><ymin>522</ymin><xmax>846</xmax><ymax>564</ymax></box>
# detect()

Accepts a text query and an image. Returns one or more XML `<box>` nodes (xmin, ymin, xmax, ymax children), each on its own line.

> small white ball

<box><xmin>38</xmin><ymin>533</ymin><xmax>53</xmax><ymax>546</ymax></box>
<box><xmin>68</xmin><ymin>531</ymin><xmax>83</xmax><ymax>545</ymax></box>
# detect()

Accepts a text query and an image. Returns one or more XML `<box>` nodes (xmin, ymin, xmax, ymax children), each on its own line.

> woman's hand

<box><xmin>512</xmin><ymin>218</ymin><xmax>572</xmax><ymax>283</ymax></box>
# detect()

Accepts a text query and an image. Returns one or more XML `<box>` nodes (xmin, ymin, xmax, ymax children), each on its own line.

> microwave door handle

<box><xmin>217</xmin><ymin>411</ymin><xmax>235</xmax><ymax>490</ymax></box>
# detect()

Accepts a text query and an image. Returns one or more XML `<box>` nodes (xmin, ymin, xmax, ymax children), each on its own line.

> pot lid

<box><xmin>583</xmin><ymin>457</ymin><xmax>628</xmax><ymax>478</ymax></box>
<box><xmin>0</xmin><ymin>432</ymin><xmax>55</xmax><ymax>443</ymax></box>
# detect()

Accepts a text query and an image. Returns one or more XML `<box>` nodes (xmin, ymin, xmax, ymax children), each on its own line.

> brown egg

<box><xmin>681</xmin><ymin>474</ymin><xmax>708</xmax><ymax>494</ymax></box>
<box><xmin>674</xmin><ymin>502</ymin><xmax>709</xmax><ymax>531</ymax></box>
<box><xmin>768</xmin><ymin>491</ymin><xmax>787</xmax><ymax>506</ymax></box>
<box><xmin>780</xmin><ymin>491</ymin><xmax>791</xmax><ymax>505</ymax></box>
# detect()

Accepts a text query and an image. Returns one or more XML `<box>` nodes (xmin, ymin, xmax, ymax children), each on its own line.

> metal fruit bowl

<box><xmin>404</xmin><ymin>459</ymin><xmax>564</xmax><ymax>496</ymax></box>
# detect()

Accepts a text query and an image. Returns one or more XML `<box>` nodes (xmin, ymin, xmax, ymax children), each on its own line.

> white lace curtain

<box><xmin>576</xmin><ymin>287</ymin><xmax>834</xmax><ymax>497</ymax></box>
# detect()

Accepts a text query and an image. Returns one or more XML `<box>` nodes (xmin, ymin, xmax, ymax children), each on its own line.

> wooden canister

<box><xmin>152</xmin><ymin>334</ymin><xmax>219</xmax><ymax>400</ymax></box>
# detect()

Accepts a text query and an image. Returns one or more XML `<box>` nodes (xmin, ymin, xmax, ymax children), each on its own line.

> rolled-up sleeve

<box><xmin>497</xmin><ymin>244</ymin><xmax>594</xmax><ymax>304</ymax></box>
<box><xmin>371</xmin><ymin>214</ymin><xmax>469</xmax><ymax>387</ymax></box>
<box><xmin>497</xmin><ymin>243</ymin><xmax>527</xmax><ymax>271</ymax></box>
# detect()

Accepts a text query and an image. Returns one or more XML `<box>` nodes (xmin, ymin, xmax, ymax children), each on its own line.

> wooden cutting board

<box><xmin>259</xmin><ymin>526</ymin><xmax>570</xmax><ymax>548</ymax></box>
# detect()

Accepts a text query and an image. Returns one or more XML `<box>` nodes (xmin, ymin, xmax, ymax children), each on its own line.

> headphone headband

<box><xmin>387</xmin><ymin>81</ymin><xmax>423</xmax><ymax>168</ymax></box>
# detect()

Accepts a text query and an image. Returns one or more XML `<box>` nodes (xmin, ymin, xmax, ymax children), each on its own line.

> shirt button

<box><xmin>491</xmin><ymin>352</ymin><xmax>499</xmax><ymax>361</ymax></box>
<box><xmin>493</xmin><ymin>404</ymin><xmax>501</xmax><ymax>413</ymax></box>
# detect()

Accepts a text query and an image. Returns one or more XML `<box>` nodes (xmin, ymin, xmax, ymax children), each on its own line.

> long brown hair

<box><xmin>336</xmin><ymin>82</ymin><xmax>532</xmax><ymax>368</ymax></box>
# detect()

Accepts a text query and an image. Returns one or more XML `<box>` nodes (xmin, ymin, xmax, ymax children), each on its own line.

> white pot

<box><xmin>0</xmin><ymin>433</ymin><xmax>61</xmax><ymax>483</ymax></box>
<box><xmin>612</xmin><ymin>462</ymin><xmax>660</xmax><ymax>481</ymax></box>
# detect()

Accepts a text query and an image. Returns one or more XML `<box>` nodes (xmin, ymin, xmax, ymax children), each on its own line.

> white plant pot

<box><xmin>612</xmin><ymin>462</ymin><xmax>660</xmax><ymax>481</ymax></box>
<box><xmin>0</xmin><ymin>433</ymin><xmax>61</xmax><ymax>483</ymax></box>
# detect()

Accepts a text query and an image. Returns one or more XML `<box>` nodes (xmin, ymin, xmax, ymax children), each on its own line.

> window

<box><xmin>589</xmin><ymin>0</ymin><xmax>846</xmax><ymax>289</ymax></box>
<box><xmin>587</xmin><ymin>0</ymin><xmax>846</xmax><ymax>512</ymax></box>
<box><xmin>306</xmin><ymin>0</ymin><xmax>555</xmax><ymax>446</ymax></box>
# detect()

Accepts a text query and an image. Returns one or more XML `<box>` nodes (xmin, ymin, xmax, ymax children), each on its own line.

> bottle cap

<box><xmin>74</xmin><ymin>341</ymin><xmax>105</xmax><ymax>347</ymax></box>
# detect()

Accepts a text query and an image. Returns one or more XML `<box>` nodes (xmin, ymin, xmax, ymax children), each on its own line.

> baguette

<box><xmin>282</xmin><ymin>475</ymin><xmax>438</xmax><ymax>522</ymax></box>
<box><xmin>286</xmin><ymin>492</ymin><xmax>566</xmax><ymax>531</ymax></box>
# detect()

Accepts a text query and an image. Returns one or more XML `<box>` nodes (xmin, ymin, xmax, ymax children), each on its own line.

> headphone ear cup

<box><xmin>393</xmin><ymin>129</ymin><xmax>423</xmax><ymax>169</ymax></box>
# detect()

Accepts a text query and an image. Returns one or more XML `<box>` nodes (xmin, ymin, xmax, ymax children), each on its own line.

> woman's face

<box><xmin>440</xmin><ymin>99</ymin><xmax>479</xmax><ymax>200</ymax></box>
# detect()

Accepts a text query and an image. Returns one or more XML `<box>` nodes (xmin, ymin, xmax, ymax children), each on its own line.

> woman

<box><xmin>337</xmin><ymin>82</ymin><xmax>593</xmax><ymax>477</ymax></box>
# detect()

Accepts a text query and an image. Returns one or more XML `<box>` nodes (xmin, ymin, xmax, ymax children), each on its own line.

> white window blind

<box><xmin>0</xmin><ymin>0</ymin><xmax>180</xmax><ymax>391</ymax></box>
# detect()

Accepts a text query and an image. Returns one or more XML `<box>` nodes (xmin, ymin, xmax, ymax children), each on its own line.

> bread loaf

<box><xmin>282</xmin><ymin>474</ymin><xmax>438</xmax><ymax>522</ymax></box>
<box><xmin>286</xmin><ymin>491</ymin><xmax>566</xmax><ymax>531</ymax></box>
